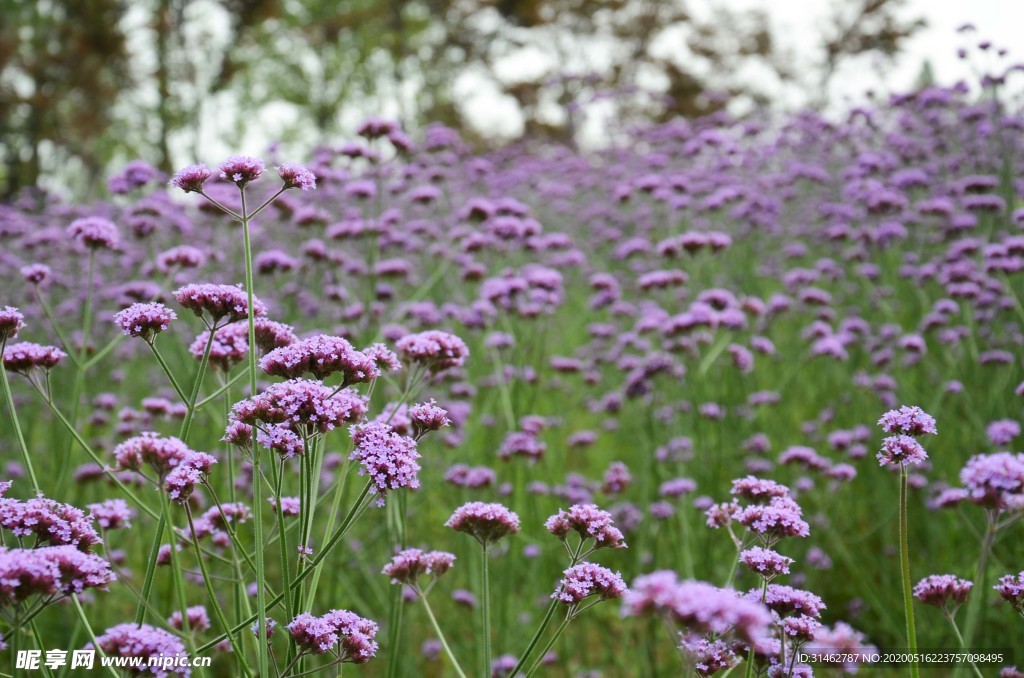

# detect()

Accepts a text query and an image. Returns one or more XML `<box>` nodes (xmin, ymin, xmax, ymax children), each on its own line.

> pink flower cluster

<box><xmin>286</xmin><ymin>609</ymin><xmax>379</xmax><ymax>662</ymax></box>
<box><xmin>89</xmin><ymin>624</ymin><xmax>189</xmax><ymax>676</ymax></box>
<box><xmin>113</xmin><ymin>302</ymin><xmax>177</xmax><ymax>340</ymax></box>
<box><xmin>445</xmin><ymin>502</ymin><xmax>520</xmax><ymax>546</ymax></box>
<box><xmin>552</xmin><ymin>562</ymin><xmax>627</xmax><ymax>606</ymax></box>
<box><xmin>349</xmin><ymin>422</ymin><xmax>421</xmax><ymax>506</ymax></box>
<box><xmin>544</xmin><ymin>504</ymin><xmax>626</xmax><ymax>549</ymax></box>
<box><xmin>0</xmin><ymin>546</ymin><xmax>116</xmax><ymax>602</ymax></box>
<box><xmin>381</xmin><ymin>548</ymin><xmax>456</xmax><ymax>586</ymax></box>
<box><xmin>230</xmin><ymin>379</ymin><xmax>368</xmax><ymax>437</ymax></box>
<box><xmin>260</xmin><ymin>334</ymin><xmax>380</xmax><ymax>383</ymax></box>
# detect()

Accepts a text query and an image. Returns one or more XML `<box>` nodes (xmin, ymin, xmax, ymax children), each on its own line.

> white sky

<box><xmin>746</xmin><ymin>0</ymin><xmax>1021</xmax><ymax>102</ymax></box>
<box><xmin>184</xmin><ymin>0</ymin><xmax>1024</xmax><ymax>160</ymax></box>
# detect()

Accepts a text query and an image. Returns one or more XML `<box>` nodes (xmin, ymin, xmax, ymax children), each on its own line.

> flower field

<box><xmin>1</xmin><ymin>64</ymin><xmax>1023</xmax><ymax>677</ymax></box>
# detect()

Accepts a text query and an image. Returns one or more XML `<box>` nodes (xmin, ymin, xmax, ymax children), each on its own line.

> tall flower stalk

<box><xmin>171</xmin><ymin>157</ymin><xmax>316</xmax><ymax>675</ymax></box>
<box><xmin>446</xmin><ymin>502</ymin><xmax>520</xmax><ymax>677</ymax></box>
<box><xmin>877</xmin><ymin>405</ymin><xmax>937</xmax><ymax>678</ymax></box>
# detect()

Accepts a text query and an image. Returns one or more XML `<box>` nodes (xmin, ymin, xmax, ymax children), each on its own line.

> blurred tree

<box><xmin>0</xmin><ymin>0</ymin><xmax>926</xmax><ymax>196</ymax></box>
<box><xmin>0</xmin><ymin>0</ymin><xmax>131</xmax><ymax>198</ymax></box>
<box><xmin>819</xmin><ymin>0</ymin><xmax>927</xmax><ymax>104</ymax></box>
<box><xmin>415</xmin><ymin>0</ymin><xmax>925</xmax><ymax>143</ymax></box>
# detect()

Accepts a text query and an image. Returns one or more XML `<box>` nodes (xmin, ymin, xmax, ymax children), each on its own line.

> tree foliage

<box><xmin>0</xmin><ymin>0</ymin><xmax>925</xmax><ymax>197</ymax></box>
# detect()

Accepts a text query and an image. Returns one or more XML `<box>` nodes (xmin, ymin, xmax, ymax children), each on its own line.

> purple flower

<box><xmin>730</xmin><ymin>476</ymin><xmax>790</xmax><ymax>503</ymax></box>
<box><xmin>21</xmin><ymin>264</ymin><xmax>50</xmax><ymax>285</ymax></box>
<box><xmin>349</xmin><ymin>422</ymin><xmax>421</xmax><ymax>506</ymax></box>
<box><xmin>756</xmin><ymin>584</ymin><xmax>826</xmax><ymax>618</ymax></box>
<box><xmin>0</xmin><ymin>307</ymin><xmax>26</xmax><ymax>341</ymax></box>
<box><xmin>156</xmin><ymin>245</ymin><xmax>206</xmax><ymax>272</ymax></box>
<box><xmin>156</xmin><ymin>544</ymin><xmax>179</xmax><ymax>566</ymax></box>
<box><xmin>269</xmin><ymin>496</ymin><xmax>301</xmax><ymax>516</ymax></box>
<box><xmin>913</xmin><ymin>574</ymin><xmax>972</xmax><ymax>611</ymax></box>
<box><xmin>362</xmin><ymin>343</ymin><xmax>403</xmax><ymax>373</ymax></box>
<box><xmin>2</xmin><ymin>342</ymin><xmax>67</xmax><ymax>374</ymax></box>
<box><xmin>108</xmin><ymin>159</ymin><xmax>161</xmax><ymax>194</ymax></box>
<box><xmin>444</xmin><ymin>464</ymin><xmax>496</xmax><ymax>489</ymax></box>
<box><xmin>260</xmin><ymin>334</ymin><xmax>380</xmax><ymax>384</ymax></box>
<box><xmin>0</xmin><ymin>546</ymin><xmax>115</xmax><ymax>602</ymax></box>
<box><xmin>287</xmin><ymin>609</ymin><xmax>378</xmax><ymax>662</ymax></box>
<box><xmin>736</xmin><ymin>496</ymin><xmax>810</xmax><ymax>540</ymax></box>
<box><xmin>445</xmin><ymin>502</ymin><xmax>520</xmax><ymax>546</ymax></box>
<box><xmin>191</xmin><ymin>324</ymin><xmax>248</xmax><ymax>371</ymax></box>
<box><xmin>679</xmin><ymin>637</ymin><xmax>738</xmax><ymax>676</ymax></box>
<box><xmin>87</xmin><ymin>499</ymin><xmax>134</xmax><ymax>530</ymax></box>
<box><xmin>408</xmin><ymin>399</ymin><xmax>451</xmax><ymax>438</ymax></box>
<box><xmin>171</xmin><ymin>164</ymin><xmax>212</xmax><ymax>193</ymax></box>
<box><xmin>552</xmin><ymin>562</ymin><xmax>627</xmax><ymax>606</ymax></box>
<box><xmin>959</xmin><ymin>452</ymin><xmax>1024</xmax><ymax>509</ymax></box>
<box><xmin>174</xmin><ymin>283</ymin><xmax>267</xmax><ymax>326</ymax></box>
<box><xmin>497</xmin><ymin>430</ymin><xmax>546</xmax><ymax>463</ymax></box>
<box><xmin>659</xmin><ymin>478</ymin><xmax>697</xmax><ymax>498</ymax></box>
<box><xmin>67</xmin><ymin>217</ymin><xmax>119</xmax><ymax>250</ymax></box>
<box><xmin>449</xmin><ymin>589</ymin><xmax>476</xmax><ymax>608</ymax></box>
<box><xmin>739</xmin><ymin>547</ymin><xmax>793</xmax><ymax>579</ymax></box>
<box><xmin>601</xmin><ymin>461</ymin><xmax>632</xmax><ymax>494</ymax></box>
<box><xmin>396</xmin><ymin>330</ymin><xmax>469</xmax><ymax>372</ymax></box>
<box><xmin>381</xmin><ymin>548</ymin><xmax>456</xmax><ymax>586</ymax></box>
<box><xmin>782</xmin><ymin>614</ymin><xmax>822</xmax><ymax>641</ymax></box>
<box><xmin>622</xmin><ymin>573</ymin><xmax>773</xmax><ymax>651</ymax></box>
<box><xmin>230</xmin><ymin>379</ymin><xmax>368</xmax><ymax>437</ymax></box>
<box><xmin>878</xmin><ymin>405</ymin><xmax>937</xmax><ymax>437</ymax></box>
<box><xmin>491</xmin><ymin>654</ymin><xmax>519</xmax><ymax>678</ymax></box>
<box><xmin>251</xmin><ymin>618</ymin><xmax>277</xmax><ymax>641</ymax></box>
<box><xmin>164</xmin><ymin>451</ymin><xmax>217</xmax><ymax>503</ymax></box>
<box><xmin>113</xmin><ymin>302</ymin><xmax>177</xmax><ymax>341</ymax></box>
<box><xmin>0</xmin><ymin>493</ymin><xmax>102</xmax><ymax>551</ymax></box>
<box><xmin>994</xmin><ymin>571</ymin><xmax>1024</xmax><ymax>611</ymax></box>
<box><xmin>219</xmin><ymin>155</ymin><xmax>265</xmax><ymax>187</ymax></box>
<box><xmin>89</xmin><ymin>624</ymin><xmax>189</xmax><ymax>676</ymax></box>
<box><xmin>168</xmin><ymin>605</ymin><xmax>211</xmax><ymax>632</ymax></box>
<box><xmin>544</xmin><ymin>504</ymin><xmax>626</xmax><ymax>549</ymax></box>
<box><xmin>877</xmin><ymin>435</ymin><xmax>928</xmax><ymax>467</ymax></box>
<box><xmin>113</xmin><ymin>432</ymin><xmax>193</xmax><ymax>477</ymax></box>
<box><xmin>277</xmin><ymin>163</ymin><xmax>317</xmax><ymax>191</ymax></box>
<box><xmin>987</xmin><ymin>419</ymin><xmax>1021</xmax><ymax>447</ymax></box>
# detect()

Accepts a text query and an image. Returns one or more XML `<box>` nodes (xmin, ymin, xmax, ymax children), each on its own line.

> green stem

<box><xmin>899</xmin><ymin>466</ymin><xmax>919</xmax><ymax>678</ymax></box>
<box><xmin>80</xmin><ymin>250</ymin><xmax>96</xmax><ymax>364</ymax></box>
<box><xmin>481</xmin><ymin>544</ymin><xmax>492</xmax><ymax>678</ymax></box>
<box><xmin>385</xmin><ymin>489</ymin><xmax>409</xmax><ymax>678</ymax></box>
<box><xmin>178</xmin><ymin>327</ymin><xmax>217</xmax><ymax>442</ymax></box>
<box><xmin>82</xmin><ymin>335</ymin><xmax>124</xmax><ymax>370</ymax></box>
<box><xmin>33</xmin><ymin>290</ymin><xmax>80</xmax><ymax>369</ymax></box>
<box><xmin>135</xmin><ymin>501</ymin><xmax>168</xmax><ymax>624</ymax></box>
<box><xmin>71</xmin><ymin>594</ymin><xmax>120</xmax><ymax>678</ymax></box>
<box><xmin>303</xmin><ymin>459</ymin><xmax>351</xmax><ymax>611</ymax></box>
<box><xmin>240</xmin><ymin>186</ymin><xmax>270</xmax><ymax>678</ymax></box>
<box><xmin>946</xmin><ymin>612</ymin><xmax>983</xmax><ymax>678</ymax></box>
<box><xmin>194</xmin><ymin>482</ymin><xmax>375</xmax><ymax>655</ymax></box>
<box><xmin>419</xmin><ymin>593</ymin><xmax>468</xmax><ymax>678</ymax></box>
<box><xmin>184</xmin><ymin>504</ymin><xmax>253</xmax><ymax>676</ymax></box>
<box><xmin>959</xmin><ymin>512</ymin><xmax>997</xmax><ymax>677</ymax></box>
<box><xmin>386</xmin><ymin>584</ymin><xmax>405</xmax><ymax>678</ymax></box>
<box><xmin>525</xmin><ymin>614</ymin><xmax>571</xmax><ymax>677</ymax></box>
<box><xmin>148</xmin><ymin>341</ymin><xmax>189</xmax><ymax>404</ymax></box>
<box><xmin>33</xmin><ymin>385</ymin><xmax>159</xmax><ymax>520</ymax></box>
<box><xmin>28</xmin><ymin>619</ymin><xmax>54</xmax><ymax>678</ymax></box>
<box><xmin>509</xmin><ymin>599</ymin><xmax>559</xmax><ymax>678</ymax></box>
<box><xmin>196</xmin><ymin>368</ymin><xmax>247</xmax><ymax>410</ymax></box>
<box><xmin>0</xmin><ymin>340</ymin><xmax>40</xmax><ymax>492</ymax></box>
<box><xmin>164</xmin><ymin>497</ymin><xmax>195</xmax><ymax>651</ymax></box>
<box><xmin>270</xmin><ymin>458</ymin><xmax>295</xmax><ymax>662</ymax></box>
